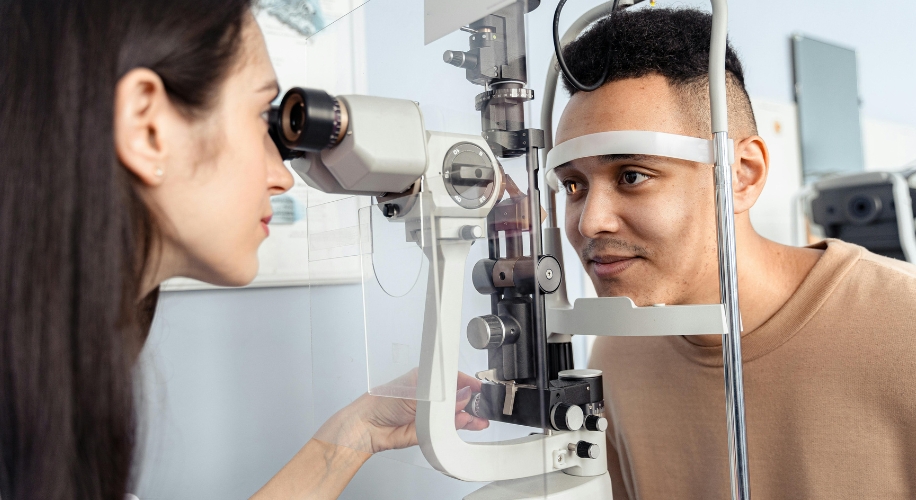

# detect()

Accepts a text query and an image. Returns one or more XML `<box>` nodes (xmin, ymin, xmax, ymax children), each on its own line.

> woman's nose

<box><xmin>267</xmin><ymin>155</ymin><xmax>294</xmax><ymax>195</ymax></box>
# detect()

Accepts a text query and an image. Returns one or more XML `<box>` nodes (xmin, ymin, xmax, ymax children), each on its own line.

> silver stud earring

<box><xmin>155</xmin><ymin>168</ymin><xmax>163</xmax><ymax>177</ymax></box>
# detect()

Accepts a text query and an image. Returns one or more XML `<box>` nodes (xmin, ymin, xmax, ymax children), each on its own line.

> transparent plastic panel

<box><xmin>306</xmin><ymin>193</ymin><xmax>371</xmax><ymax>425</ymax></box>
<box><xmin>259</xmin><ymin>0</ymin><xmax>371</xmax><ymax>40</ymax></box>
<box><xmin>361</xmin><ymin>192</ymin><xmax>445</xmax><ymax>402</ymax></box>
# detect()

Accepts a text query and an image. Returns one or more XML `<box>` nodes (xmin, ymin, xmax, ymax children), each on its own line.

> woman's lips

<box><xmin>261</xmin><ymin>215</ymin><xmax>272</xmax><ymax>236</ymax></box>
<box><xmin>590</xmin><ymin>257</ymin><xmax>639</xmax><ymax>278</ymax></box>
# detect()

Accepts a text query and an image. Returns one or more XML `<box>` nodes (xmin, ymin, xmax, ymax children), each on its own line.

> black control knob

<box><xmin>575</xmin><ymin>440</ymin><xmax>600</xmax><ymax>460</ymax></box>
<box><xmin>584</xmin><ymin>414</ymin><xmax>608</xmax><ymax>432</ymax></box>
<box><xmin>465</xmin><ymin>392</ymin><xmax>485</xmax><ymax>418</ymax></box>
<box><xmin>550</xmin><ymin>403</ymin><xmax>584</xmax><ymax>431</ymax></box>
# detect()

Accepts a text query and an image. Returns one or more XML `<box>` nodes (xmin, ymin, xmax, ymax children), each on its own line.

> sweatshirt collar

<box><xmin>667</xmin><ymin>239</ymin><xmax>862</xmax><ymax>367</ymax></box>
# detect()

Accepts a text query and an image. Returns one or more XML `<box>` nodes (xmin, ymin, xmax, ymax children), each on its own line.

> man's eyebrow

<box><xmin>553</xmin><ymin>163</ymin><xmax>573</xmax><ymax>175</ymax></box>
<box><xmin>553</xmin><ymin>153</ymin><xmax>659</xmax><ymax>173</ymax></box>
<box><xmin>597</xmin><ymin>153</ymin><xmax>656</xmax><ymax>163</ymax></box>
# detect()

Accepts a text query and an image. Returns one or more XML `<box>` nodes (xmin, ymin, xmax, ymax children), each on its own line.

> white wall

<box><xmin>135</xmin><ymin>1</ymin><xmax>916</xmax><ymax>498</ymax></box>
<box><xmin>527</xmin><ymin>0</ymin><xmax>916</xmax><ymax>131</ymax></box>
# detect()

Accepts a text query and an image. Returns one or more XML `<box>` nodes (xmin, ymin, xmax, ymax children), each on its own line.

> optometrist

<box><xmin>0</xmin><ymin>2</ymin><xmax>487</xmax><ymax>499</ymax></box>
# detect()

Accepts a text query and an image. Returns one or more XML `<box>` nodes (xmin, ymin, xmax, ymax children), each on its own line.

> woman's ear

<box><xmin>114</xmin><ymin>68</ymin><xmax>169</xmax><ymax>186</ymax></box>
<box><xmin>731</xmin><ymin>135</ymin><xmax>769</xmax><ymax>215</ymax></box>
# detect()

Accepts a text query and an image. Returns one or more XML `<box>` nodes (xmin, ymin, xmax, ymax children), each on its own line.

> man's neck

<box><xmin>688</xmin><ymin>222</ymin><xmax>823</xmax><ymax>347</ymax></box>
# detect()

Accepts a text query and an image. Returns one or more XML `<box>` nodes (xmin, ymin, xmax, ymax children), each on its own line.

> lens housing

<box><xmin>273</xmin><ymin>87</ymin><xmax>348</xmax><ymax>153</ymax></box>
<box><xmin>845</xmin><ymin>194</ymin><xmax>882</xmax><ymax>224</ymax></box>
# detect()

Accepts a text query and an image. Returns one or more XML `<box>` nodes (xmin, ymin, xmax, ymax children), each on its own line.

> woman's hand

<box><xmin>253</xmin><ymin>372</ymin><xmax>490</xmax><ymax>499</ymax></box>
<box><xmin>313</xmin><ymin>371</ymin><xmax>490</xmax><ymax>454</ymax></box>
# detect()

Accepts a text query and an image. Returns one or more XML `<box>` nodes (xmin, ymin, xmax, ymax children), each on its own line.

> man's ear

<box><xmin>114</xmin><ymin>68</ymin><xmax>169</xmax><ymax>186</ymax></box>
<box><xmin>731</xmin><ymin>135</ymin><xmax>769</xmax><ymax>215</ymax></box>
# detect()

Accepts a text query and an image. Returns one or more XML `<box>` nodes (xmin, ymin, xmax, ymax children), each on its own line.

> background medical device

<box><xmin>268</xmin><ymin>0</ymin><xmax>749</xmax><ymax>498</ymax></box>
<box><xmin>805</xmin><ymin>169</ymin><xmax>916</xmax><ymax>263</ymax></box>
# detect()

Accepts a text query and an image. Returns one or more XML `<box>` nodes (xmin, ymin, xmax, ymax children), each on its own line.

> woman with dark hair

<box><xmin>0</xmin><ymin>1</ymin><xmax>487</xmax><ymax>498</ymax></box>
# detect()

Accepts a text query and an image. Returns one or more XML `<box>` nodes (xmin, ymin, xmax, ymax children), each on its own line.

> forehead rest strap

<box><xmin>545</xmin><ymin>130</ymin><xmax>734</xmax><ymax>173</ymax></box>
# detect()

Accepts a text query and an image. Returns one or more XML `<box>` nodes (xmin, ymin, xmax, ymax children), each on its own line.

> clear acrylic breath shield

<box><xmin>307</xmin><ymin>189</ymin><xmax>446</xmax><ymax>402</ymax></box>
<box><xmin>359</xmin><ymin>191</ymin><xmax>447</xmax><ymax>402</ymax></box>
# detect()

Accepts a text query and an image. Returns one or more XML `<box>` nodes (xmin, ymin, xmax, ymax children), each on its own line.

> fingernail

<box><xmin>457</xmin><ymin>386</ymin><xmax>471</xmax><ymax>400</ymax></box>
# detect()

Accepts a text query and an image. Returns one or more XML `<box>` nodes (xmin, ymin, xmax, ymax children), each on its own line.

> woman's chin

<box><xmin>221</xmin><ymin>266</ymin><xmax>259</xmax><ymax>288</ymax></box>
<box><xmin>191</xmin><ymin>259</ymin><xmax>259</xmax><ymax>288</ymax></box>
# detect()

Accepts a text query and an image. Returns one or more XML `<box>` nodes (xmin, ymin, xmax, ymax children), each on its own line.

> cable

<box><xmin>552</xmin><ymin>0</ymin><xmax>620</xmax><ymax>92</ymax></box>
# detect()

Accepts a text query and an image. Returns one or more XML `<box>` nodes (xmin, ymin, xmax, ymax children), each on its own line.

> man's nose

<box><xmin>578</xmin><ymin>190</ymin><xmax>622</xmax><ymax>239</ymax></box>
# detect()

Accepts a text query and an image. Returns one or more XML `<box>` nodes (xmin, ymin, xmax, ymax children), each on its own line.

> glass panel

<box><xmin>361</xmin><ymin>192</ymin><xmax>445</xmax><ymax>402</ymax></box>
<box><xmin>259</xmin><ymin>0</ymin><xmax>370</xmax><ymax>39</ymax></box>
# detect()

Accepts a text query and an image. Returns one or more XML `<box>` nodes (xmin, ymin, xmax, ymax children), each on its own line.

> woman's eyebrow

<box><xmin>257</xmin><ymin>79</ymin><xmax>280</xmax><ymax>99</ymax></box>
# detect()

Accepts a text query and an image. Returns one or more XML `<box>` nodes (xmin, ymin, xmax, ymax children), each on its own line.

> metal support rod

<box><xmin>544</xmin><ymin>180</ymin><xmax>558</xmax><ymax>229</ymax></box>
<box><xmin>713</xmin><ymin>131</ymin><xmax>751</xmax><ymax>500</ymax></box>
<box><xmin>526</xmin><ymin>138</ymin><xmax>550</xmax><ymax>431</ymax></box>
<box><xmin>487</xmin><ymin>209</ymin><xmax>501</xmax><ymax>315</ymax></box>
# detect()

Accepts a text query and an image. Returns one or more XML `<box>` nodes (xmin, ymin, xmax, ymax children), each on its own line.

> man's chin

<box><xmin>589</xmin><ymin>278</ymin><xmax>656</xmax><ymax>306</ymax></box>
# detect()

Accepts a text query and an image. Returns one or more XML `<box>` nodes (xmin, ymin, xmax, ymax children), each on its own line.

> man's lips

<box><xmin>589</xmin><ymin>255</ymin><xmax>641</xmax><ymax>278</ymax></box>
<box><xmin>590</xmin><ymin>254</ymin><xmax>635</xmax><ymax>264</ymax></box>
<box><xmin>261</xmin><ymin>215</ymin><xmax>272</xmax><ymax>236</ymax></box>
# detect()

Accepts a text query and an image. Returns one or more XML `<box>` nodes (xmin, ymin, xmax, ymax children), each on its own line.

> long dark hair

<box><xmin>0</xmin><ymin>0</ymin><xmax>252</xmax><ymax>498</ymax></box>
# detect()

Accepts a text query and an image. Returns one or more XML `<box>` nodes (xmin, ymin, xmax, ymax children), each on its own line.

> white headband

<box><xmin>545</xmin><ymin>130</ymin><xmax>734</xmax><ymax>173</ymax></box>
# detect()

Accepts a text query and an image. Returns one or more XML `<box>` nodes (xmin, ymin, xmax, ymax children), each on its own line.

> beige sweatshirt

<box><xmin>589</xmin><ymin>239</ymin><xmax>916</xmax><ymax>500</ymax></box>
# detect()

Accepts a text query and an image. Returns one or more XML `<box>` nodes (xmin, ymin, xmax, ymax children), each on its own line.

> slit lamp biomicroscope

<box><xmin>267</xmin><ymin>0</ymin><xmax>750</xmax><ymax>498</ymax></box>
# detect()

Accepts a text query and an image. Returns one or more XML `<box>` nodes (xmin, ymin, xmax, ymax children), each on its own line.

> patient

<box><xmin>552</xmin><ymin>7</ymin><xmax>916</xmax><ymax>499</ymax></box>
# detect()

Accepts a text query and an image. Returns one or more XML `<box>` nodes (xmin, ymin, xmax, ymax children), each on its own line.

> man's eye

<box><xmin>621</xmin><ymin>171</ymin><xmax>650</xmax><ymax>186</ymax></box>
<box><xmin>260</xmin><ymin>110</ymin><xmax>270</xmax><ymax>123</ymax></box>
<box><xmin>562</xmin><ymin>180</ymin><xmax>582</xmax><ymax>195</ymax></box>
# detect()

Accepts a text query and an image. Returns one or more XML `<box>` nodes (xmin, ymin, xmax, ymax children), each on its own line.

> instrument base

<box><xmin>464</xmin><ymin>471</ymin><xmax>612</xmax><ymax>500</ymax></box>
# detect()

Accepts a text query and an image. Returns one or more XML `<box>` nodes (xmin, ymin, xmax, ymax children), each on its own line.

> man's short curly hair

<box><xmin>561</xmin><ymin>7</ymin><xmax>757</xmax><ymax>138</ymax></box>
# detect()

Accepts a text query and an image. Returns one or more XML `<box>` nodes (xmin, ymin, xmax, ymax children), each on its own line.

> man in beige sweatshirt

<box><xmin>553</xmin><ymin>7</ymin><xmax>916</xmax><ymax>499</ymax></box>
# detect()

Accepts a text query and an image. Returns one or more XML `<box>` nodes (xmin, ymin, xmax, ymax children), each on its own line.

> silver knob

<box><xmin>584</xmin><ymin>414</ymin><xmax>608</xmax><ymax>432</ymax></box>
<box><xmin>574</xmin><ymin>440</ymin><xmax>600</xmax><ymax>459</ymax></box>
<box><xmin>466</xmin><ymin>315</ymin><xmax>505</xmax><ymax>349</ymax></box>
<box><xmin>550</xmin><ymin>403</ymin><xmax>584</xmax><ymax>431</ymax></box>
<box><xmin>460</xmin><ymin>225</ymin><xmax>483</xmax><ymax>240</ymax></box>
<box><xmin>443</xmin><ymin>50</ymin><xmax>478</xmax><ymax>70</ymax></box>
<box><xmin>536</xmin><ymin>255</ymin><xmax>562</xmax><ymax>294</ymax></box>
<box><xmin>443</xmin><ymin>50</ymin><xmax>464</xmax><ymax>66</ymax></box>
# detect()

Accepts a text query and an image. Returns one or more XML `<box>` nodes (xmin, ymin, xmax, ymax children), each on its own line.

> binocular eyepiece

<box><xmin>268</xmin><ymin>87</ymin><xmax>349</xmax><ymax>160</ymax></box>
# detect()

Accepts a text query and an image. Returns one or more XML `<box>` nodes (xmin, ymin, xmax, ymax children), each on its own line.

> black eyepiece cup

<box><xmin>277</xmin><ymin>87</ymin><xmax>341</xmax><ymax>152</ymax></box>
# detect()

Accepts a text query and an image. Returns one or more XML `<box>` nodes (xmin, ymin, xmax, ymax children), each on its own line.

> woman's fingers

<box><xmin>453</xmin><ymin>384</ymin><xmax>489</xmax><ymax>431</ymax></box>
<box><xmin>455</xmin><ymin>386</ymin><xmax>472</xmax><ymax>412</ymax></box>
<box><xmin>464</xmin><ymin>417</ymin><xmax>489</xmax><ymax>431</ymax></box>
<box><xmin>456</xmin><ymin>371</ymin><xmax>483</xmax><ymax>392</ymax></box>
<box><xmin>455</xmin><ymin>412</ymin><xmax>490</xmax><ymax>431</ymax></box>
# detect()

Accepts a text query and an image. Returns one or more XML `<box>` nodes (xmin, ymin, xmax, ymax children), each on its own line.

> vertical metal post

<box><xmin>713</xmin><ymin>132</ymin><xmax>751</xmax><ymax>500</ymax></box>
<box><xmin>525</xmin><ymin>131</ymin><xmax>550</xmax><ymax>432</ymax></box>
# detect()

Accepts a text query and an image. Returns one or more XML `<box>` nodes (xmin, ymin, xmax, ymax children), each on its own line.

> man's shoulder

<box><xmin>834</xmin><ymin>240</ymin><xmax>916</xmax><ymax>295</ymax></box>
<box><xmin>814</xmin><ymin>240</ymin><xmax>916</xmax><ymax>331</ymax></box>
<box><xmin>854</xmin><ymin>245</ymin><xmax>916</xmax><ymax>279</ymax></box>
